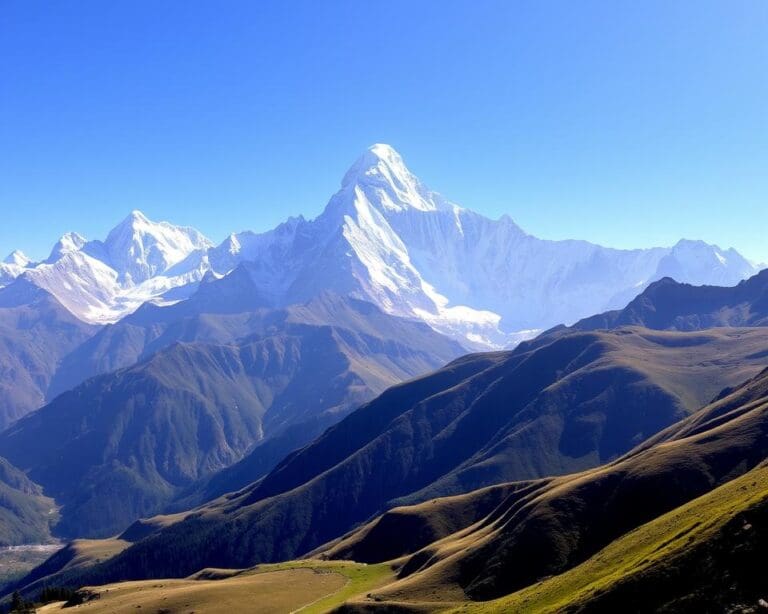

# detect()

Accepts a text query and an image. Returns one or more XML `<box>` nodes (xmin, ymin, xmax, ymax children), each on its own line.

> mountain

<box><xmin>0</xmin><ymin>146</ymin><xmax>758</xmax><ymax>348</ymax></box>
<box><xmin>541</xmin><ymin>464</ymin><xmax>768</xmax><ymax>613</ymax></box>
<box><xmin>48</xmin><ymin>267</ymin><xmax>397</xmax><ymax>398</ymax></box>
<box><xmin>575</xmin><ymin>267</ymin><xmax>768</xmax><ymax>332</ymax></box>
<box><xmin>0</xmin><ymin>294</ymin><xmax>463</xmax><ymax>538</ymax></box>
<box><xmin>95</xmin><ymin>210</ymin><xmax>212</xmax><ymax>285</ymax></box>
<box><xmin>203</xmin><ymin>144</ymin><xmax>759</xmax><ymax>346</ymax></box>
<box><xmin>1</xmin><ymin>211</ymin><xmax>213</xmax><ymax>324</ymax></box>
<box><xmin>15</xmin><ymin>346</ymin><xmax>768</xmax><ymax>611</ymax></box>
<box><xmin>0</xmin><ymin>280</ymin><xmax>97</xmax><ymax>429</ymax></box>
<box><xmin>0</xmin><ymin>251</ymin><xmax>33</xmax><ymax>287</ymax></box>
<box><xmin>317</xmin><ymin>366</ymin><xmax>768</xmax><ymax>611</ymax></box>
<box><xmin>45</xmin><ymin>232</ymin><xmax>86</xmax><ymax>264</ymax></box>
<box><xmin>0</xmin><ymin>456</ymin><xmax>56</xmax><ymax>546</ymax></box>
<box><xmin>41</xmin><ymin>323</ymin><xmax>768</xmax><ymax>581</ymax></box>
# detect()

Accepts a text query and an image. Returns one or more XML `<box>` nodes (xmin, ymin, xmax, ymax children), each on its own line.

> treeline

<box><xmin>5</xmin><ymin>586</ymin><xmax>83</xmax><ymax>613</ymax></box>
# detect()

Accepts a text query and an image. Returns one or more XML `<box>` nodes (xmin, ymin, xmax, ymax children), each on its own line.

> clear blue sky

<box><xmin>1</xmin><ymin>1</ymin><xmax>767</xmax><ymax>263</ymax></box>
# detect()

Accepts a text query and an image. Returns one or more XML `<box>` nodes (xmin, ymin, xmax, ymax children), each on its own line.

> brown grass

<box><xmin>37</xmin><ymin>567</ymin><xmax>347</xmax><ymax>613</ymax></box>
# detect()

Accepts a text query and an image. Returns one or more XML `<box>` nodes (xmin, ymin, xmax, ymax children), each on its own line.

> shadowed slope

<box><xmin>575</xmin><ymin>268</ymin><xmax>768</xmax><ymax>332</ymax></box>
<box><xmin>476</xmin><ymin>461</ymin><xmax>768</xmax><ymax>613</ymax></box>
<box><xmin>18</xmin><ymin>366</ymin><xmax>768</xmax><ymax>612</ymax></box>
<box><xmin>0</xmin><ymin>456</ymin><xmax>56</xmax><ymax>546</ymax></box>
<box><xmin>0</xmin><ymin>280</ymin><xmax>97</xmax><ymax>428</ymax></box>
<box><xmin>49</xmin><ymin>286</ymin><xmax>462</xmax><ymax>399</ymax></box>
<box><xmin>0</xmin><ymin>296</ymin><xmax>462</xmax><ymax>538</ymax></box>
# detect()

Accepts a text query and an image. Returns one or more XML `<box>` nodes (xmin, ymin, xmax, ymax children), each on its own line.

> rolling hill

<box><xmin>320</xmin><ymin>366</ymin><xmax>768</xmax><ymax>611</ymax></box>
<box><xmin>17</xmin><ymin>358</ymin><xmax>768</xmax><ymax>612</ymax></box>
<box><xmin>476</xmin><ymin>461</ymin><xmax>768</xmax><ymax>613</ymax></box>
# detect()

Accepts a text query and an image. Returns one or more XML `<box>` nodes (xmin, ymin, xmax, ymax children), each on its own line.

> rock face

<box><xmin>0</xmin><ymin>145</ymin><xmax>758</xmax><ymax>346</ymax></box>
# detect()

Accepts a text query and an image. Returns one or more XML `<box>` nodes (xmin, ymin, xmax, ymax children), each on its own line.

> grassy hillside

<box><xmin>328</xmin><ymin>367</ymin><xmax>768</xmax><ymax>609</ymax></box>
<box><xmin>457</xmin><ymin>461</ymin><xmax>768</xmax><ymax>613</ymax></box>
<box><xmin>317</xmin><ymin>482</ymin><xmax>523</xmax><ymax>564</ymax></box>
<box><xmin>34</xmin><ymin>560</ymin><xmax>393</xmax><ymax>614</ymax></box>
<box><xmin>13</xmin><ymin>362</ymin><xmax>768</xmax><ymax>611</ymax></box>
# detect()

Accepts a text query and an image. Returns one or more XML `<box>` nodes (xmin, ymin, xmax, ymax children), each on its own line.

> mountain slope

<box><xmin>0</xmin><ymin>280</ymin><xmax>97</xmax><ymax>428</ymax></box>
<box><xmin>0</xmin><ymin>251</ymin><xmax>33</xmax><ymax>287</ymax></box>
<box><xmin>16</xmin><ymin>345</ymin><xmax>768</xmax><ymax>610</ymax></box>
<box><xmin>479</xmin><ymin>461</ymin><xmax>768</xmax><ymax>613</ymax></box>
<box><xmin>575</xmin><ymin>268</ymin><xmax>768</xmax><ymax>332</ymax></box>
<box><xmin>48</xmin><ymin>272</ymin><xmax>458</xmax><ymax>400</ymax></box>
<box><xmin>0</xmin><ymin>295</ymin><xmax>463</xmax><ymax>538</ymax></box>
<box><xmin>49</xmin><ymin>325</ymin><xmax>768</xmax><ymax>580</ymax></box>
<box><xmin>336</xmin><ymin>366</ymin><xmax>768</xmax><ymax>608</ymax></box>
<box><xmin>0</xmin><ymin>456</ymin><xmax>56</xmax><ymax>546</ymax></box>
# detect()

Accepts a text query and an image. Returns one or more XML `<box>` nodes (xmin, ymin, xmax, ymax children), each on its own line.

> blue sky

<box><xmin>1</xmin><ymin>1</ymin><xmax>767</xmax><ymax>263</ymax></box>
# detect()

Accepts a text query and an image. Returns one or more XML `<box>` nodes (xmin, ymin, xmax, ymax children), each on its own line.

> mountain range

<box><xmin>1</xmin><ymin>145</ymin><xmax>768</xmax><ymax>612</ymax></box>
<box><xmin>574</xmin><ymin>268</ymin><xmax>768</xmax><ymax>331</ymax></box>
<box><xmin>0</xmin><ymin>145</ymin><xmax>760</xmax><ymax>350</ymax></box>
<box><xmin>6</xmin><ymin>271</ymin><xmax>768</xmax><ymax>613</ymax></box>
<box><xmin>0</xmin><ymin>293</ymin><xmax>462</xmax><ymax>538</ymax></box>
<box><xmin>13</xmin><ymin>270</ymin><xmax>768</xmax><ymax>589</ymax></box>
<box><xmin>0</xmin><ymin>144</ymin><xmax>757</xmax><ymax>464</ymax></box>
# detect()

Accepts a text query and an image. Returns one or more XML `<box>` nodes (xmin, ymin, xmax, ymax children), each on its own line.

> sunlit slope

<box><xmin>37</xmin><ymin>561</ymin><xmax>393</xmax><ymax>614</ymax></box>
<box><xmin>332</xmin><ymin>367</ymin><xmax>768</xmax><ymax>610</ymax></box>
<box><xmin>460</xmin><ymin>461</ymin><xmax>768</xmax><ymax>613</ymax></box>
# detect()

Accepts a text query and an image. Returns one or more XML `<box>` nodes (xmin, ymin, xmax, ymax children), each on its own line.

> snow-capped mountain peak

<box><xmin>653</xmin><ymin>239</ymin><xmax>757</xmax><ymax>287</ymax></box>
<box><xmin>47</xmin><ymin>232</ymin><xmax>87</xmax><ymax>263</ymax></box>
<box><xmin>3</xmin><ymin>250</ymin><xmax>31</xmax><ymax>267</ymax></box>
<box><xmin>341</xmin><ymin>144</ymin><xmax>451</xmax><ymax>214</ymax></box>
<box><xmin>0</xmin><ymin>250</ymin><xmax>34</xmax><ymax>287</ymax></box>
<box><xmin>102</xmin><ymin>210</ymin><xmax>213</xmax><ymax>284</ymax></box>
<box><xmin>0</xmin><ymin>211</ymin><xmax>216</xmax><ymax>322</ymax></box>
